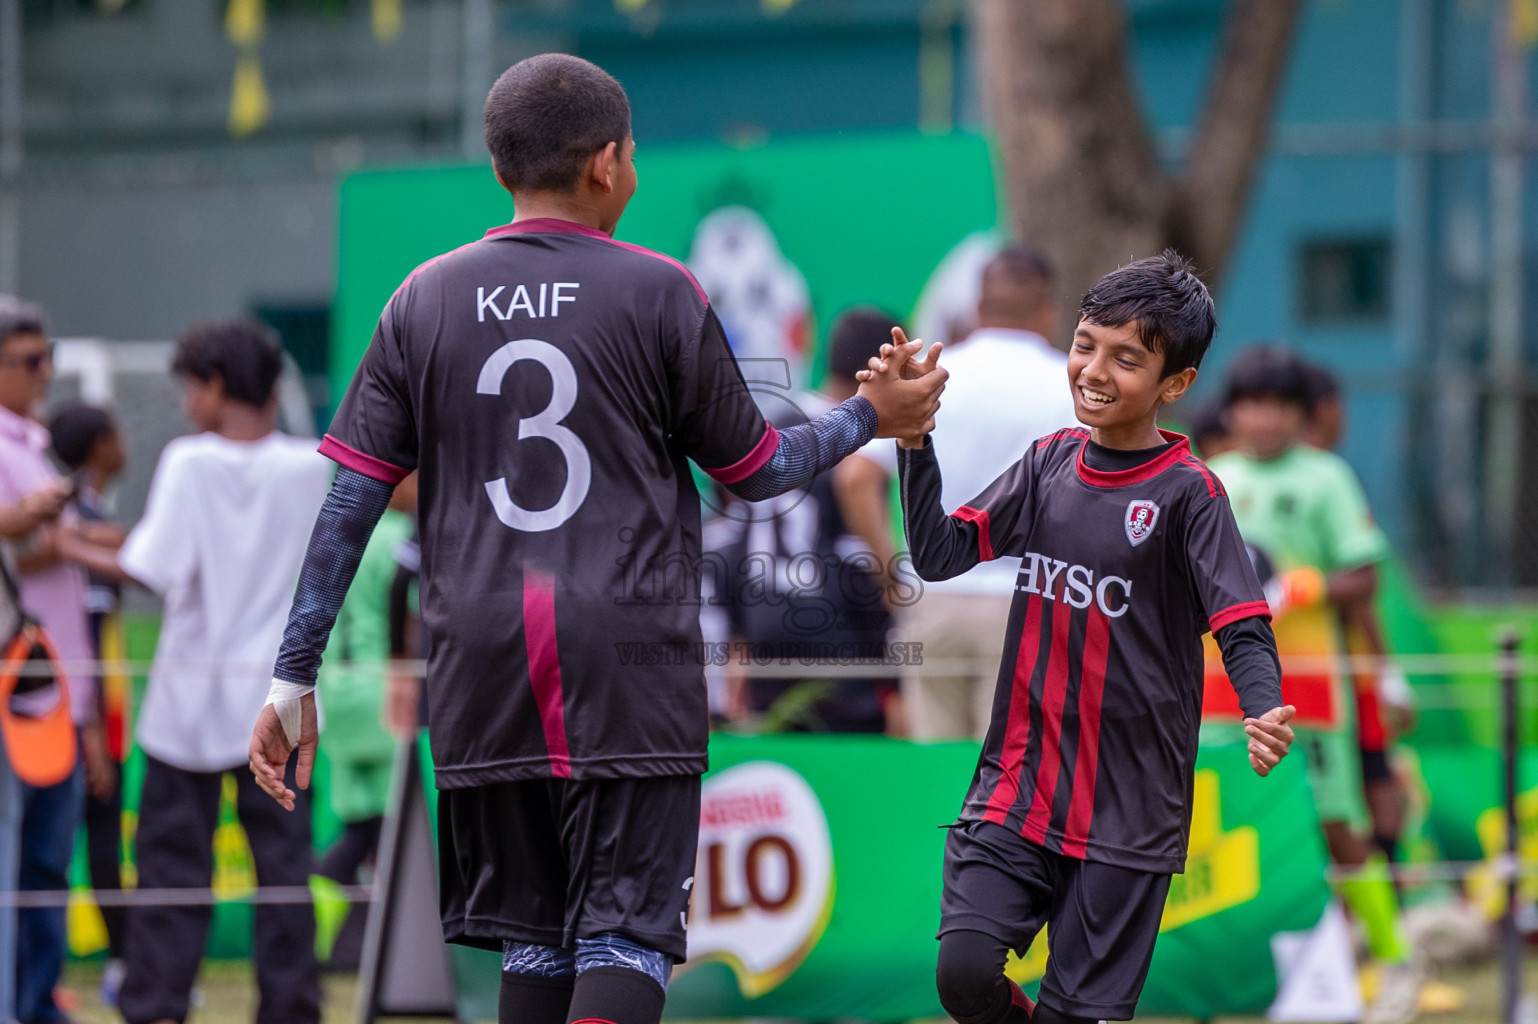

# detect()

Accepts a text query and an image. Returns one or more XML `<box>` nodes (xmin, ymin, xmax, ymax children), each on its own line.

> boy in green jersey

<box><xmin>1210</xmin><ymin>347</ymin><xmax>1418</xmax><ymax>1024</ymax></box>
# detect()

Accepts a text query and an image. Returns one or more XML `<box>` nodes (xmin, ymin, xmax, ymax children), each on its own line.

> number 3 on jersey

<box><xmin>477</xmin><ymin>338</ymin><xmax>592</xmax><ymax>532</ymax></box>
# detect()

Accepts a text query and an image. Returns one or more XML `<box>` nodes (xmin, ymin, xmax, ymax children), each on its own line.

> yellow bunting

<box><xmin>225</xmin><ymin>0</ymin><xmax>265</xmax><ymax>47</ymax></box>
<box><xmin>1514</xmin><ymin>0</ymin><xmax>1538</xmax><ymax>49</ymax></box>
<box><xmin>229</xmin><ymin>53</ymin><xmax>271</xmax><ymax>137</ymax></box>
<box><xmin>372</xmin><ymin>0</ymin><xmax>403</xmax><ymax>42</ymax></box>
<box><xmin>67</xmin><ymin>888</ymin><xmax>110</xmax><ymax>958</ymax></box>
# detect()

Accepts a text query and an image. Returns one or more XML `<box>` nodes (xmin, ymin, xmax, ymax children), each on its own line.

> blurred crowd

<box><xmin>0</xmin><ymin>232</ymin><xmax>1420</xmax><ymax>1022</ymax></box>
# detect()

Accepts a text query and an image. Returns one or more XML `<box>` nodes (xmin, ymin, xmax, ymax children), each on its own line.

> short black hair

<box><xmin>1077</xmin><ymin>249</ymin><xmax>1216</xmax><ymax>376</ymax></box>
<box><xmin>171</xmin><ymin>320</ymin><xmax>283</xmax><ymax>409</ymax></box>
<box><xmin>484</xmin><ymin>53</ymin><xmax>632</xmax><ymax>193</ymax></box>
<box><xmin>49</xmin><ymin>404</ymin><xmax>115</xmax><ymax>470</ymax></box>
<box><xmin>1301</xmin><ymin>361</ymin><xmax>1340</xmax><ymax>413</ymax></box>
<box><xmin>827</xmin><ymin>307</ymin><xmax>902</xmax><ymax>382</ymax></box>
<box><xmin>1224</xmin><ymin>345</ymin><xmax>1310</xmax><ymax>407</ymax></box>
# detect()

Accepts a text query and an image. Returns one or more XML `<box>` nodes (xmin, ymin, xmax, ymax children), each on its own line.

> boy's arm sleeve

<box><xmin>674</xmin><ymin>308</ymin><xmax>878</xmax><ymax>501</ymax></box>
<box><xmin>898</xmin><ymin>439</ymin><xmax>1031</xmax><ymax>581</ymax></box>
<box><xmin>318</xmin><ymin>295</ymin><xmax>417</xmax><ymax>485</ymax></box>
<box><xmin>1215</xmin><ymin>616</ymin><xmax>1284</xmax><ymax>719</ymax></box>
<box><xmin>270</xmin><ymin>468</ymin><xmax>395</xmax><ymax>690</ymax></box>
<box><xmin>1187</xmin><ymin>495</ymin><xmax>1272</xmax><ymax>634</ymax></box>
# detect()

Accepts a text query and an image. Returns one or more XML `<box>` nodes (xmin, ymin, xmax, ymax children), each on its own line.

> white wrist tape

<box><xmin>265</xmin><ymin>678</ymin><xmax>315</xmax><ymax>746</ymax></box>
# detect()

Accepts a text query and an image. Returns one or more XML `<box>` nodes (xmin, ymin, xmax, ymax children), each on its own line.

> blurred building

<box><xmin>4</xmin><ymin>0</ymin><xmax>1538</xmax><ymax>591</ymax></box>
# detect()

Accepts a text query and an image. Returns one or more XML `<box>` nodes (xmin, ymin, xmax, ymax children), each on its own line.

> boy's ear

<box><xmin>589</xmin><ymin>141</ymin><xmax>620</xmax><ymax>194</ymax></box>
<box><xmin>1160</xmin><ymin>366</ymin><xmax>1198</xmax><ymax>405</ymax></box>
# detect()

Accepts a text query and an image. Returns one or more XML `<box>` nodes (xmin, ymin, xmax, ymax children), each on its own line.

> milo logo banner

<box><xmin>660</xmin><ymin>735</ymin><xmax>1337</xmax><ymax>1021</ymax></box>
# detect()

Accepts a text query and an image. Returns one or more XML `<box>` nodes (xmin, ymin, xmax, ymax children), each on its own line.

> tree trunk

<box><xmin>978</xmin><ymin>0</ymin><xmax>1303</xmax><ymax>334</ymax></box>
<box><xmin>978</xmin><ymin>0</ymin><xmax>1168</xmax><ymax>341</ymax></box>
<box><xmin>1169</xmin><ymin>0</ymin><xmax>1305</xmax><ymax>287</ymax></box>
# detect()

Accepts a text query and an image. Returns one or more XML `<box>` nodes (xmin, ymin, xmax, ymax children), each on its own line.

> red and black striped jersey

<box><xmin>900</xmin><ymin>428</ymin><xmax>1275</xmax><ymax>873</ymax></box>
<box><xmin>322</xmin><ymin>219</ymin><xmax>775</xmax><ymax>787</ymax></box>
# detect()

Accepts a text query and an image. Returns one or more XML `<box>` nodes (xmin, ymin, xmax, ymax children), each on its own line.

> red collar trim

<box><xmin>1074</xmin><ymin>429</ymin><xmax>1193</xmax><ymax>488</ymax></box>
<box><xmin>485</xmin><ymin>218</ymin><xmax>612</xmax><ymax>240</ymax></box>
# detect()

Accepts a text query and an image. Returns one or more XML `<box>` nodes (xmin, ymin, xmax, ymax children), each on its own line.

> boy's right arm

<box><xmin>898</xmin><ymin>440</ymin><xmax>1031</xmax><ymax>581</ymax></box>
<box><xmin>254</xmin><ymin>303</ymin><xmax>414</xmax><ymax>809</ymax></box>
<box><xmin>251</xmin><ymin>467</ymin><xmax>394</xmax><ymax>809</ymax></box>
<box><xmin>679</xmin><ymin>314</ymin><xmax>943</xmax><ymax>502</ymax></box>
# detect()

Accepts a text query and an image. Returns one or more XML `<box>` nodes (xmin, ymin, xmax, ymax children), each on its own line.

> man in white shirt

<box><xmin>62</xmin><ymin>322</ymin><xmax>330</xmax><ymax>1024</ymax></box>
<box><xmin>852</xmin><ymin>247</ymin><xmax>1076</xmax><ymax>739</ymax></box>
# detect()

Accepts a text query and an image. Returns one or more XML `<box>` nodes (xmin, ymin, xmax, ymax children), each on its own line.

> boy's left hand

<box><xmin>1244</xmin><ymin>704</ymin><xmax>1296</xmax><ymax>777</ymax></box>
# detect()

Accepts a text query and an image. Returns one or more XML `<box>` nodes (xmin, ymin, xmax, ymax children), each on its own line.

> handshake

<box><xmin>854</xmin><ymin>327</ymin><xmax>948</xmax><ymax>447</ymax></box>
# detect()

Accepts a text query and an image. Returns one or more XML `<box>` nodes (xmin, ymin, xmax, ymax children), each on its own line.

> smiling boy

<box><xmin>886</xmin><ymin>251</ymin><xmax>1296</xmax><ymax>1024</ymax></box>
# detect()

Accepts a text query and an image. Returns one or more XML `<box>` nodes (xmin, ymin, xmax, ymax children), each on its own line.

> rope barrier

<box><xmin>0</xmin><ymin>883</ymin><xmax>372</xmax><ymax>909</ymax></box>
<box><xmin>0</xmin><ymin>860</ymin><xmax>1533</xmax><ymax>909</ymax></box>
<box><xmin>20</xmin><ymin>654</ymin><xmax>1538</xmax><ymax>679</ymax></box>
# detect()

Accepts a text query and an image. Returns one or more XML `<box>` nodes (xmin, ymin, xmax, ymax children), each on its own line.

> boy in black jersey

<box><xmin>248</xmin><ymin>53</ymin><xmax>945</xmax><ymax>1024</ymax></box>
<box><xmin>876</xmin><ymin>251</ymin><xmax>1296</xmax><ymax>1024</ymax></box>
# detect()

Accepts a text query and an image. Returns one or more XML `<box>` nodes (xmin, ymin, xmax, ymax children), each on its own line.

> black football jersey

<box><xmin>901</xmin><ymin>428</ymin><xmax>1271</xmax><ymax>872</ymax></box>
<box><xmin>323</xmin><ymin>218</ymin><xmax>775</xmax><ymax>787</ymax></box>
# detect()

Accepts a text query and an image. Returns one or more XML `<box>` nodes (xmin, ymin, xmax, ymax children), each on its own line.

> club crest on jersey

<box><xmin>1125</xmin><ymin>500</ymin><xmax>1160</xmax><ymax>547</ymax></box>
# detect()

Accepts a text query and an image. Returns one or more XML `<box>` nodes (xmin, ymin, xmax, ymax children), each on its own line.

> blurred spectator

<box><xmin>314</xmin><ymin>472</ymin><xmax>417</xmax><ymax>970</ymax></box>
<box><xmin>1302</xmin><ymin>362</ymin><xmax>1344</xmax><ymax>452</ymax></box>
<box><xmin>0</xmin><ymin>483</ymin><xmax>71</xmax><ymax>1024</ymax></box>
<box><xmin>1211</xmin><ymin>346</ymin><xmax>1421</xmax><ymax>1016</ymax></box>
<box><xmin>832</xmin><ymin>309</ymin><xmax>909</xmax><ymax>612</ymax></box>
<box><xmin>0</xmin><ymin>297</ymin><xmax>95</xmax><ymax>1024</ymax></box>
<box><xmin>714</xmin><ymin>309</ymin><xmax>902</xmax><ymax>734</ymax></box>
<box><xmin>60</xmin><ymin>321</ymin><xmax>329</xmax><ymax>1024</ymax></box>
<box><xmin>48</xmin><ymin>403</ymin><xmax>131</xmax><ymax>1003</ymax></box>
<box><xmin>385</xmin><ymin>528</ymin><xmax>424</xmax><ymax>738</ymax></box>
<box><xmin>1299</xmin><ymin>361</ymin><xmax>1414</xmax><ymax>874</ymax></box>
<box><xmin>1187</xmin><ymin>399</ymin><xmax>1237</xmax><ymax>461</ymax></box>
<box><xmin>896</xmin><ymin>246</ymin><xmax>1076</xmax><ymax>740</ymax></box>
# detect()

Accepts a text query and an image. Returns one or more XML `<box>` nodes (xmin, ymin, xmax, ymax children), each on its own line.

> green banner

<box><xmin>428</xmin><ymin>734</ymin><xmax>1332</xmax><ymax>1022</ymax></box>
<box><xmin>332</xmin><ymin>131</ymin><xmax>999</xmax><ymax>402</ymax></box>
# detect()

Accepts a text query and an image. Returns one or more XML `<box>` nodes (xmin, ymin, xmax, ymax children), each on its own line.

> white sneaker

<box><xmin>1363</xmin><ymin>958</ymin><xmax>1424</xmax><ymax>1024</ymax></box>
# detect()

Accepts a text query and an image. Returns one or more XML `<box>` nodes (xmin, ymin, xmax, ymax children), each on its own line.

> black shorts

<box><xmin>939</xmin><ymin>820</ymin><xmax>1171</xmax><ymax>1021</ymax></box>
<box><xmin>437</xmin><ymin>774</ymin><xmax>701</xmax><ymax>962</ymax></box>
<box><xmin>1360</xmin><ymin>747</ymin><xmax>1393</xmax><ymax>784</ymax></box>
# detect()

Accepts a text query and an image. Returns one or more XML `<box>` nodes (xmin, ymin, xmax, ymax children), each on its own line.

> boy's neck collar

<box><xmin>488</xmin><ymin>218</ymin><xmax>612</xmax><ymax>241</ymax></box>
<box><xmin>1074</xmin><ymin>429</ymin><xmax>1192</xmax><ymax>489</ymax></box>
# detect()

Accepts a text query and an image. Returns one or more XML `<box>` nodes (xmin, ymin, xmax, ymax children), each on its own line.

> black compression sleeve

<box><xmin>272</xmin><ymin>467</ymin><xmax>394</xmax><ymax>687</ymax></box>
<box><xmin>896</xmin><ymin>438</ymin><xmax>983</xmax><ymax>581</ymax></box>
<box><xmin>1215</xmin><ymin>615</ymin><xmax>1283</xmax><ymax>719</ymax></box>
<box><xmin>724</xmin><ymin>397</ymin><xmax>878</xmax><ymax>502</ymax></box>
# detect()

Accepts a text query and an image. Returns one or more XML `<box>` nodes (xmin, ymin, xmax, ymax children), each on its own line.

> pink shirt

<box><xmin>0</xmin><ymin>403</ymin><xmax>94</xmax><ymax>724</ymax></box>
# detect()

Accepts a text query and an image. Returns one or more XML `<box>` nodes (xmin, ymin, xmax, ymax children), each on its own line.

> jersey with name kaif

<box><xmin>323</xmin><ymin>218</ymin><xmax>774</xmax><ymax>788</ymax></box>
<box><xmin>949</xmin><ymin>429</ymin><xmax>1267</xmax><ymax>873</ymax></box>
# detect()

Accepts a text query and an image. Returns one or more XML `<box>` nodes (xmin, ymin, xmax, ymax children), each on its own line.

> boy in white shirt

<box><xmin>62</xmin><ymin>321</ymin><xmax>330</xmax><ymax>1024</ymax></box>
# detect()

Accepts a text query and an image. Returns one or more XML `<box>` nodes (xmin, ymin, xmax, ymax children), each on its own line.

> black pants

<box><xmin>83</xmin><ymin>762</ymin><xmax>124</xmax><ymax>959</ymax></box>
<box><xmin>118</xmin><ymin>754</ymin><xmax>321</xmax><ymax>1024</ymax></box>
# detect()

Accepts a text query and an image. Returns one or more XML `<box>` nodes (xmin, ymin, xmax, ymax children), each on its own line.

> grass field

<box><xmin>57</xmin><ymin>953</ymin><xmax>1538</xmax><ymax>1023</ymax></box>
